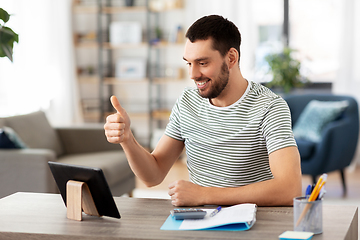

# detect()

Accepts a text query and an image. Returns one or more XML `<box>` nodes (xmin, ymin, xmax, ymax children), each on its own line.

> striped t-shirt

<box><xmin>164</xmin><ymin>80</ymin><xmax>297</xmax><ymax>187</ymax></box>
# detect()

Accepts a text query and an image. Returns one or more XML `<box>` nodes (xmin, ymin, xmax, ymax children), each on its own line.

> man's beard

<box><xmin>196</xmin><ymin>61</ymin><xmax>229</xmax><ymax>99</ymax></box>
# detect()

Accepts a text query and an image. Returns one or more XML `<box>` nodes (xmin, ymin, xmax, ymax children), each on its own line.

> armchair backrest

<box><xmin>284</xmin><ymin>93</ymin><xmax>359</xmax><ymax>175</ymax></box>
<box><xmin>284</xmin><ymin>94</ymin><xmax>359</xmax><ymax>129</ymax></box>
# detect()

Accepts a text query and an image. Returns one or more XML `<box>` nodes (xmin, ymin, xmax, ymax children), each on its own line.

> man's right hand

<box><xmin>104</xmin><ymin>95</ymin><xmax>131</xmax><ymax>144</ymax></box>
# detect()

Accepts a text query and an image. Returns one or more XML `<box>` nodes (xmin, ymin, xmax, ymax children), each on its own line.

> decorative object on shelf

<box><xmin>168</xmin><ymin>25</ymin><xmax>184</xmax><ymax>43</ymax></box>
<box><xmin>149</xmin><ymin>0</ymin><xmax>183</xmax><ymax>11</ymax></box>
<box><xmin>116</xmin><ymin>58</ymin><xmax>147</xmax><ymax>79</ymax></box>
<box><xmin>265</xmin><ymin>47</ymin><xmax>306</xmax><ymax>93</ymax></box>
<box><xmin>109</xmin><ymin>21</ymin><xmax>142</xmax><ymax>45</ymax></box>
<box><xmin>0</xmin><ymin>8</ymin><xmax>19</xmax><ymax>62</ymax></box>
<box><xmin>125</xmin><ymin>0</ymin><xmax>134</xmax><ymax>7</ymax></box>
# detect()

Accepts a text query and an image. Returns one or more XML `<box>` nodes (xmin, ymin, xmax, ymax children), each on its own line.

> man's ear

<box><xmin>227</xmin><ymin>48</ymin><xmax>239</xmax><ymax>69</ymax></box>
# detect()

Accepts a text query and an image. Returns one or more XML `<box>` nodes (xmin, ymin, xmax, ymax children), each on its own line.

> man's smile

<box><xmin>195</xmin><ymin>78</ymin><xmax>211</xmax><ymax>89</ymax></box>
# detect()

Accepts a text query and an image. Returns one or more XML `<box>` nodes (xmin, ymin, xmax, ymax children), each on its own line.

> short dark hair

<box><xmin>186</xmin><ymin>15</ymin><xmax>241</xmax><ymax>61</ymax></box>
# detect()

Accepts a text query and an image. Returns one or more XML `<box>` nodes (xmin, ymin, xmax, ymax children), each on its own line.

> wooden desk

<box><xmin>0</xmin><ymin>192</ymin><xmax>357</xmax><ymax>240</ymax></box>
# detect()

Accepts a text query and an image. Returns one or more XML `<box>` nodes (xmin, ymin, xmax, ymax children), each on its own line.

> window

<box><xmin>289</xmin><ymin>0</ymin><xmax>342</xmax><ymax>82</ymax></box>
<box><xmin>250</xmin><ymin>0</ymin><xmax>342</xmax><ymax>83</ymax></box>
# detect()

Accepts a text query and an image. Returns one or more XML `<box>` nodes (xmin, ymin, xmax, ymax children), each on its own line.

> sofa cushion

<box><xmin>293</xmin><ymin>100</ymin><xmax>349</xmax><ymax>142</ymax></box>
<box><xmin>295</xmin><ymin>138</ymin><xmax>316</xmax><ymax>160</ymax></box>
<box><xmin>0</xmin><ymin>129</ymin><xmax>17</xmax><ymax>149</ymax></box>
<box><xmin>5</xmin><ymin>111</ymin><xmax>64</xmax><ymax>156</ymax></box>
<box><xmin>0</xmin><ymin>127</ymin><xmax>27</xmax><ymax>149</ymax></box>
<box><xmin>58</xmin><ymin>151</ymin><xmax>133</xmax><ymax>187</ymax></box>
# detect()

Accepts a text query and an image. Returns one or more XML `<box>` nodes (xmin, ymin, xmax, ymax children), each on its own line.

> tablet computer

<box><xmin>48</xmin><ymin>161</ymin><xmax>120</xmax><ymax>219</ymax></box>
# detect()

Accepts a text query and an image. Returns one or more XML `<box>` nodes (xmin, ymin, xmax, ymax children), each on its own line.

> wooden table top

<box><xmin>0</xmin><ymin>192</ymin><xmax>357</xmax><ymax>240</ymax></box>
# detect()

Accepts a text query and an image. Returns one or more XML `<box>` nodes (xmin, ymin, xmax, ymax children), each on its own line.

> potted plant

<box><xmin>265</xmin><ymin>47</ymin><xmax>306</xmax><ymax>93</ymax></box>
<box><xmin>0</xmin><ymin>8</ymin><xmax>19</xmax><ymax>62</ymax></box>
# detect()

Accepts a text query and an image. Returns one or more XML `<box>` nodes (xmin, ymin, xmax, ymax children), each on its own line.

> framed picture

<box><xmin>110</xmin><ymin>21</ymin><xmax>142</xmax><ymax>44</ymax></box>
<box><xmin>116</xmin><ymin>58</ymin><xmax>146</xmax><ymax>79</ymax></box>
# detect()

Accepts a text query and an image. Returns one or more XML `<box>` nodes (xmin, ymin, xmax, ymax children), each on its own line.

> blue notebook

<box><xmin>161</xmin><ymin>203</ymin><xmax>257</xmax><ymax>231</ymax></box>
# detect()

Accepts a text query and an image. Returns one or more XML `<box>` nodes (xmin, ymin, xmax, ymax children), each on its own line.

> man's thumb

<box><xmin>110</xmin><ymin>95</ymin><xmax>124</xmax><ymax>113</ymax></box>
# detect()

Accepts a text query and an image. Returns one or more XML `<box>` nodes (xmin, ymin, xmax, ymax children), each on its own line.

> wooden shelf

<box><xmin>102</xmin><ymin>42</ymin><xmax>149</xmax><ymax>49</ymax></box>
<box><xmin>75</xmin><ymin>41</ymin><xmax>148</xmax><ymax>49</ymax></box>
<box><xmin>128</xmin><ymin>112</ymin><xmax>150</xmax><ymax>120</ymax></box>
<box><xmin>75</xmin><ymin>41</ymin><xmax>98</xmax><ymax>48</ymax></box>
<box><xmin>152</xmin><ymin>77</ymin><xmax>186</xmax><ymax>84</ymax></box>
<box><xmin>78</xmin><ymin>75</ymin><xmax>99</xmax><ymax>83</ymax></box>
<box><xmin>102</xmin><ymin>110</ymin><xmax>170</xmax><ymax>121</ymax></box>
<box><xmin>74</xmin><ymin>2</ymin><xmax>182</xmax><ymax>14</ymax></box>
<box><xmin>104</xmin><ymin>77</ymin><xmax>149</xmax><ymax>84</ymax></box>
<box><xmin>73</xmin><ymin>5</ymin><xmax>147</xmax><ymax>14</ymax></box>
<box><xmin>151</xmin><ymin>41</ymin><xmax>185</xmax><ymax>48</ymax></box>
<box><xmin>149</xmin><ymin>0</ymin><xmax>183</xmax><ymax>12</ymax></box>
<box><xmin>152</xmin><ymin>110</ymin><xmax>171</xmax><ymax>120</ymax></box>
<box><xmin>102</xmin><ymin>6</ymin><xmax>147</xmax><ymax>14</ymax></box>
<box><xmin>104</xmin><ymin>111</ymin><xmax>150</xmax><ymax>120</ymax></box>
<box><xmin>73</xmin><ymin>5</ymin><xmax>97</xmax><ymax>14</ymax></box>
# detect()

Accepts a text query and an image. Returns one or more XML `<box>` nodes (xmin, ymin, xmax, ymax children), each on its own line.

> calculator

<box><xmin>170</xmin><ymin>208</ymin><xmax>207</xmax><ymax>220</ymax></box>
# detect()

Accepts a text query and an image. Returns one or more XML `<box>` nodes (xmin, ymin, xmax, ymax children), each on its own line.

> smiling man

<box><xmin>104</xmin><ymin>15</ymin><xmax>302</xmax><ymax>207</ymax></box>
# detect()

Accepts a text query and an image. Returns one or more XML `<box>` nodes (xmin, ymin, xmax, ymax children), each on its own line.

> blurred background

<box><xmin>0</xmin><ymin>0</ymin><xmax>359</xmax><ymax>157</ymax></box>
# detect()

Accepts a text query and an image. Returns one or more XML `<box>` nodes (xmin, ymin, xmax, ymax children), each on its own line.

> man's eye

<box><xmin>199</xmin><ymin>62</ymin><xmax>207</xmax><ymax>66</ymax></box>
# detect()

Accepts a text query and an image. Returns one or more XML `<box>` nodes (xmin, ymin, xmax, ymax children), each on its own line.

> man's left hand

<box><xmin>168</xmin><ymin>180</ymin><xmax>205</xmax><ymax>206</ymax></box>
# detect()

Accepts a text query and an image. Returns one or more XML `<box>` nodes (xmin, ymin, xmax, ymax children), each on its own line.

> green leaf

<box><xmin>0</xmin><ymin>26</ymin><xmax>19</xmax><ymax>62</ymax></box>
<box><xmin>0</xmin><ymin>26</ymin><xmax>19</xmax><ymax>43</ymax></box>
<box><xmin>0</xmin><ymin>44</ymin><xmax>5</xmax><ymax>57</ymax></box>
<box><xmin>265</xmin><ymin>47</ymin><xmax>306</xmax><ymax>93</ymax></box>
<box><xmin>0</xmin><ymin>43</ymin><xmax>13</xmax><ymax>61</ymax></box>
<box><xmin>0</xmin><ymin>8</ymin><xmax>10</xmax><ymax>24</ymax></box>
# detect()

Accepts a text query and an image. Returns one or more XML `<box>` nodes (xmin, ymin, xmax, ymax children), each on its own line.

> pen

<box><xmin>305</xmin><ymin>184</ymin><xmax>312</xmax><ymax>199</ymax></box>
<box><xmin>317</xmin><ymin>189</ymin><xmax>326</xmax><ymax>200</ymax></box>
<box><xmin>210</xmin><ymin>206</ymin><xmax>221</xmax><ymax>217</ymax></box>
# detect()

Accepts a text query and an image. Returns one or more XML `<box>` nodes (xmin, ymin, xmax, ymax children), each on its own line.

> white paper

<box><xmin>179</xmin><ymin>203</ymin><xmax>256</xmax><ymax>230</ymax></box>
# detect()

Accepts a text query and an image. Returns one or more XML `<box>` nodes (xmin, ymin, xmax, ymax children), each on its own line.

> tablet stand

<box><xmin>66</xmin><ymin>180</ymin><xmax>101</xmax><ymax>221</ymax></box>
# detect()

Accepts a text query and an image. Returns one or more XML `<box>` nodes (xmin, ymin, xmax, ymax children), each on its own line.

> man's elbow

<box><xmin>284</xmin><ymin>177</ymin><xmax>302</xmax><ymax>206</ymax></box>
<box><xmin>142</xmin><ymin>176</ymin><xmax>164</xmax><ymax>188</ymax></box>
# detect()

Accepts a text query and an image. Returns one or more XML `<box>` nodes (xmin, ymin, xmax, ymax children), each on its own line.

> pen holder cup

<box><xmin>293</xmin><ymin>197</ymin><xmax>322</xmax><ymax>234</ymax></box>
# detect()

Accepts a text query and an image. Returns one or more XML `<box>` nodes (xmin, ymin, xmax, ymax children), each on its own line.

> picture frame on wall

<box><xmin>116</xmin><ymin>58</ymin><xmax>146</xmax><ymax>79</ymax></box>
<box><xmin>110</xmin><ymin>21</ymin><xmax>142</xmax><ymax>45</ymax></box>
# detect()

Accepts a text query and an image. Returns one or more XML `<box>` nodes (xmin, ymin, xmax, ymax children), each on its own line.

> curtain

<box><xmin>0</xmin><ymin>0</ymin><xmax>81</xmax><ymax>125</ymax></box>
<box><xmin>334</xmin><ymin>0</ymin><xmax>360</xmax><ymax>99</ymax></box>
<box><xmin>333</xmin><ymin>0</ymin><xmax>360</xmax><ymax>164</ymax></box>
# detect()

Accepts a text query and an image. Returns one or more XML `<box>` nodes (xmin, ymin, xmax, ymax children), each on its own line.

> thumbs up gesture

<box><xmin>104</xmin><ymin>96</ymin><xmax>131</xmax><ymax>144</ymax></box>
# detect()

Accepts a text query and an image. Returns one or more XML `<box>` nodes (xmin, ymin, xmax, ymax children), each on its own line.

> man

<box><xmin>104</xmin><ymin>15</ymin><xmax>302</xmax><ymax>207</ymax></box>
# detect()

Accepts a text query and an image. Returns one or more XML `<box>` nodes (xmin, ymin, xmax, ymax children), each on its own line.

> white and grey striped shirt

<box><xmin>165</xmin><ymin>80</ymin><xmax>297</xmax><ymax>187</ymax></box>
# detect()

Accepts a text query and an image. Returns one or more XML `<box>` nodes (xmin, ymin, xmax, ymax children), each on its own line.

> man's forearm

<box><xmin>120</xmin><ymin>133</ymin><xmax>165</xmax><ymax>187</ymax></box>
<box><xmin>202</xmin><ymin>176</ymin><xmax>302</xmax><ymax>206</ymax></box>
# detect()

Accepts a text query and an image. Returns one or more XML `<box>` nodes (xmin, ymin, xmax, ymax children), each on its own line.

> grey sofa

<box><xmin>0</xmin><ymin>111</ymin><xmax>135</xmax><ymax>199</ymax></box>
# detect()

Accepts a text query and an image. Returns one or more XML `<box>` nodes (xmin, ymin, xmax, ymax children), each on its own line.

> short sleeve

<box><xmin>164</xmin><ymin>98</ymin><xmax>184</xmax><ymax>141</ymax></box>
<box><xmin>261</xmin><ymin>97</ymin><xmax>297</xmax><ymax>154</ymax></box>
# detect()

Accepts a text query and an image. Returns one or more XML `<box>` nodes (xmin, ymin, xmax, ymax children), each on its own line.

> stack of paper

<box><xmin>161</xmin><ymin>203</ymin><xmax>257</xmax><ymax>231</ymax></box>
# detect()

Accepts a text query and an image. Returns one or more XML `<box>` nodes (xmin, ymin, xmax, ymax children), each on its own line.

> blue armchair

<box><xmin>284</xmin><ymin>94</ymin><xmax>359</xmax><ymax>194</ymax></box>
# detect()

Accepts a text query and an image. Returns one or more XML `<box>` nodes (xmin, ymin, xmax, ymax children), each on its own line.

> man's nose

<box><xmin>189</xmin><ymin>65</ymin><xmax>201</xmax><ymax>80</ymax></box>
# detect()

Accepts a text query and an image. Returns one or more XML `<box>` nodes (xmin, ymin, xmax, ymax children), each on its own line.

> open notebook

<box><xmin>161</xmin><ymin>203</ymin><xmax>257</xmax><ymax>231</ymax></box>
